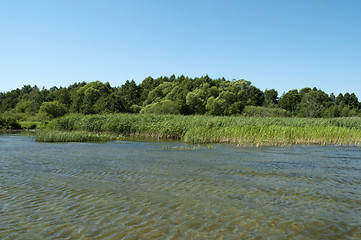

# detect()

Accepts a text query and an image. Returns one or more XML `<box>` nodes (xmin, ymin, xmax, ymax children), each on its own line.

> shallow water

<box><xmin>0</xmin><ymin>134</ymin><xmax>360</xmax><ymax>239</ymax></box>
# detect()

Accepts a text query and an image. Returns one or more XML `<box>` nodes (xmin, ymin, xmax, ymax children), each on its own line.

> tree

<box><xmin>73</xmin><ymin>81</ymin><xmax>111</xmax><ymax>114</ymax></box>
<box><xmin>1</xmin><ymin>75</ymin><xmax>360</xmax><ymax>118</ymax></box>
<box><xmin>335</xmin><ymin>92</ymin><xmax>360</xmax><ymax>110</ymax></box>
<box><xmin>297</xmin><ymin>89</ymin><xmax>329</xmax><ymax>117</ymax></box>
<box><xmin>279</xmin><ymin>90</ymin><xmax>301</xmax><ymax>113</ymax></box>
<box><xmin>217</xmin><ymin>91</ymin><xmax>236</xmax><ymax>115</ymax></box>
<box><xmin>143</xmin><ymin>82</ymin><xmax>175</xmax><ymax>105</ymax></box>
<box><xmin>117</xmin><ymin>80</ymin><xmax>141</xmax><ymax>112</ymax></box>
<box><xmin>25</xmin><ymin>86</ymin><xmax>43</xmax><ymax>112</ymax></box>
<box><xmin>206</xmin><ymin>97</ymin><xmax>225</xmax><ymax>116</ymax></box>
<box><xmin>335</xmin><ymin>93</ymin><xmax>344</xmax><ymax>105</ymax></box>
<box><xmin>0</xmin><ymin>89</ymin><xmax>22</xmax><ymax>113</ymax></box>
<box><xmin>94</xmin><ymin>93</ymin><xmax>123</xmax><ymax>113</ymax></box>
<box><xmin>39</xmin><ymin>101</ymin><xmax>67</xmax><ymax>119</ymax></box>
<box><xmin>15</xmin><ymin>100</ymin><xmax>37</xmax><ymax>115</ymax></box>
<box><xmin>264</xmin><ymin>89</ymin><xmax>278</xmax><ymax>106</ymax></box>
<box><xmin>138</xmin><ymin>76</ymin><xmax>155</xmax><ymax>103</ymax></box>
<box><xmin>343</xmin><ymin>93</ymin><xmax>359</xmax><ymax>109</ymax></box>
<box><xmin>227</xmin><ymin>101</ymin><xmax>245</xmax><ymax>115</ymax></box>
<box><xmin>54</xmin><ymin>88</ymin><xmax>71</xmax><ymax>107</ymax></box>
<box><xmin>186</xmin><ymin>92</ymin><xmax>204</xmax><ymax>114</ymax></box>
<box><xmin>299</xmin><ymin>87</ymin><xmax>312</xmax><ymax>96</ymax></box>
<box><xmin>230</xmin><ymin>80</ymin><xmax>264</xmax><ymax>106</ymax></box>
<box><xmin>140</xmin><ymin>100</ymin><xmax>180</xmax><ymax>115</ymax></box>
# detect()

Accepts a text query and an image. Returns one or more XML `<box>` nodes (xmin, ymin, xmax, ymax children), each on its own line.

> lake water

<box><xmin>0</xmin><ymin>134</ymin><xmax>360</xmax><ymax>239</ymax></box>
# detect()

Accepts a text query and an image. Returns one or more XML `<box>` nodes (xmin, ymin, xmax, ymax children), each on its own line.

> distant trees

<box><xmin>0</xmin><ymin>75</ymin><xmax>360</xmax><ymax>122</ymax></box>
<box><xmin>279</xmin><ymin>90</ymin><xmax>301</xmax><ymax>113</ymax></box>
<box><xmin>278</xmin><ymin>87</ymin><xmax>360</xmax><ymax>117</ymax></box>
<box><xmin>297</xmin><ymin>88</ymin><xmax>329</xmax><ymax>117</ymax></box>
<box><xmin>264</xmin><ymin>89</ymin><xmax>278</xmax><ymax>106</ymax></box>
<box><xmin>118</xmin><ymin>80</ymin><xmax>141</xmax><ymax>113</ymax></box>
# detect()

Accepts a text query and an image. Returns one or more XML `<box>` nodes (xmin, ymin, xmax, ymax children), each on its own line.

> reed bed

<box><xmin>38</xmin><ymin>114</ymin><xmax>361</xmax><ymax>145</ymax></box>
<box><xmin>184</xmin><ymin>126</ymin><xmax>361</xmax><ymax>146</ymax></box>
<box><xmin>35</xmin><ymin>130</ymin><xmax>122</xmax><ymax>143</ymax></box>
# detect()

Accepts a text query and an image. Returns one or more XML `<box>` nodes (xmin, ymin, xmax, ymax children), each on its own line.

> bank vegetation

<box><xmin>35</xmin><ymin>114</ymin><xmax>361</xmax><ymax>146</ymax></box>
<box><xmin>1</xmin><ymin>75</ymin><xmax>360</xmax><ymax>145</ymax></box>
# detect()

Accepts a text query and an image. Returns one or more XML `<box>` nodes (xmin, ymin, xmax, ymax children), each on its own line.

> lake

<box><xmin>0</xmin><ymin>134</ymin><xmax>360</xmax><ymax>239</ymax></box>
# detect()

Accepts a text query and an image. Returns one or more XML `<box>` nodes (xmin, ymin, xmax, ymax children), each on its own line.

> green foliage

<box><xmin>140</xmin><ymin>100</ymin><xmax>180</xmax><ymax>115</ymax></box>
<box><xmin>143</xmin><ymin>82</ymin><xmax>176</xmax><ymax>105</ymax></box>
<box><xmin>46</xmin><ymin>114</ymin><xmax>191</xmax><ymax>138</ymax></box>
<box><xmin>186</xmin><ymin>92</ymin><xmax>203</xmax><ymax>114</ymax></box>
<box><xmin>296</xmin><ymin>89</ymin><xmax>329</xmax><ymax>117</ymax></box>
<box><xmin>184</xmin><ymin>125</ymin><xmax>361</xmax><ymax>146</ymax></box>
<box><xmin>206</xmin><ymin>97</ymin><xmax>225</xmax><ymax>116</ymax></box>
<box><xmin>15</xmin><ymin>100</ymin><xmax>37</xmax><ymax>114</ymax></box>
<box><xmin>264</xmin><ymin>89</ymin><xmax>278</xmax><ymax>106</ymax></box>
<box><xmin>279</xmin><ymin>90</ymin><xmax>301</xmax><ymax>113</ymax></box>
<box><xmin>39</xmin><ymin>101</ymin><xmax>67</xmax><ymax>119</ymax></box>
<box><xmin>35</xmin><ymin>130</ymin><xmax>121</xmax><ymax>142</ymax></box>
<box><xmin>74</xmin><ymin>81</ymin><xmax>111</xmax><ymax>114</ymax></box>
<box><xmin>118</xmin><ymin>80</ymin><xmax>140</xmax><ymax>112</ymax></box>
<box><xmin>242</xmin><ymin>106</ymin><xmax>289</xmax><ymax>117</ymax></box>
<box><xmin>0</xmin><ymin>114</ymin><xmax>22</xmax><ymax>129</ymax></box>
<box><xmin>43</xmin><ymin>113</ymin><xmax>361</xmax><ymax>145</ymax></box>
<box><xmin>19</xmin><ymin>121</ymin><xmax>38</xmax><ymax>129</ymax></box>
<box><xmin>0</xmin><ymin>75</ymin><xmax>360</xmax><ymax>118</ymax></box>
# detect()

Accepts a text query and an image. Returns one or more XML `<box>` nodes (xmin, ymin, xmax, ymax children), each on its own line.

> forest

<box><xmin>1</xmin><ymin>75</ymin><xmax>360</xmax><ymax>129</ymax></box>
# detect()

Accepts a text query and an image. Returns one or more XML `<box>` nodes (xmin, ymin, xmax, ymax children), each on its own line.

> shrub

<box><xmin>140</xmin><ymin>100</ymin><xmax>180</xmax><ymax>115</ymax></box>
<box><xmin>242</xmin><ymin>106</ymin><xmax>289</xmax><ymax>117</ymax></box>
<box><xmin>39</xmin><ymin>101</ymin><xmax>67</xmax><ymax>119</ymax></box>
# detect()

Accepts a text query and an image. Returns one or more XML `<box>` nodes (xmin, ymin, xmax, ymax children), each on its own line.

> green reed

<box><xmin>41</xmin><ymin>114</ymin><xmax>361</xmax><ymax>145</ymax></box>
<box><xmin>35</xmin><ymin>130</ymin><xmax>122</xmax><ymax>143</ymax></box>
<box><xmin>184</xmin><ymin>125</ymin><xmax>361</xmax><ymax>146</ymax></box>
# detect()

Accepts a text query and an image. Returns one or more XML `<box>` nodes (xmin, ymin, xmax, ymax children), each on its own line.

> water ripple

<box><xmin>0</xmin><ymin>135</ymin><xmax>360</xmax><ymax>239</ymax></box>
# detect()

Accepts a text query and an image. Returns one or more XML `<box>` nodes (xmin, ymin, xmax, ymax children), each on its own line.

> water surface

<box><xmin>0</xmin><ymin>134</ymin><xmax>360</xmax><ymax>239</ymax></box>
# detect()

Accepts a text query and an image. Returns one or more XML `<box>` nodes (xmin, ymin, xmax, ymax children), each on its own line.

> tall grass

<box><xmin>36</xmin><ymin>130</ymin><xmax>122</xmax><ymax>143</ymax></box>
<box><xmin>39</xmin><ymin>114</ymin><xmax>361</xmax><ymax>145</ymax></box>
<box><xmin>184</xmin><ymin>126</ymin><xmax>361</xmax><ymax>146</ymax></box>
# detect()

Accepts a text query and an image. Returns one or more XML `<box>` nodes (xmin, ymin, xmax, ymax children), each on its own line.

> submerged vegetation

<box><xmin>35</xmin><ymin>114</ymin><xmax>361</xmax><ymax>146</ymax></box>
<box><xmin>161</xmin><ymin>144</ymin><xmax>216</xmax><ymax>151</ymax></box>
<box><xmin>161</xmin><ymin>145</ymin><xmax>202</xmax><ymax>151</ymax></box>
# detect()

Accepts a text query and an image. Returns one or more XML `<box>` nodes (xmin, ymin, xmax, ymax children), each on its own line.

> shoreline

<box><xmin>5</xmin><ymin>113</ymin><xmax>360</xmax><ymax>146</ymax></box>
<box><xmin>34</xmin><ymin>128</ymin><xmax>361</xmax><ymax>147</ymax></box>
<box><xmin>4</xmin><ymin>128</ymin><xmax>359</xmax><ymax>147</ymax></box>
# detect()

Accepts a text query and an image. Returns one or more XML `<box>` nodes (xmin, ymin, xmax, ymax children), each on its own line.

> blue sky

<box><xmin>1</xmin><ymin>0</ymin><xmax>360</xmax><ymax>98</ymax></box>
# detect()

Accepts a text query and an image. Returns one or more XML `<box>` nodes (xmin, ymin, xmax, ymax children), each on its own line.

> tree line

<box><xmin>1</xmin><ymin>75</ymin><xmax>360</xmax><ymax>124</ymax></box>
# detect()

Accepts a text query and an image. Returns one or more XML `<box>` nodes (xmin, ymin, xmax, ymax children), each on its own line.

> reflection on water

<box><xmin>0</xmin><ymin>134</ymin><xmax>360</xmax><ymax>239</ymax></box>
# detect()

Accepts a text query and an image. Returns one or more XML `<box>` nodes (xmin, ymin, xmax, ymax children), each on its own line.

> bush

<box><xmin>0</xmin><ymin>115</ymin><xmax>21</xmax><ymax>129</ymax></box>
<box><xmin>140</xmin><ymin>100</ymin><xmax>180</xmax><ymax>115</ymax></box>
<box><xmin>20</xmin><ymin>121</ymin><xmax>38</xmax><ymax>129</ymax></box>
<box><xmin>242</xmin><ymin>106</ymin><xmax>289</xmax><ymax>117</ymax></box>
<box><xmin>39</xmin><ymin>101</ymin><xmax>67</xmax><ymax>119</ymax></box>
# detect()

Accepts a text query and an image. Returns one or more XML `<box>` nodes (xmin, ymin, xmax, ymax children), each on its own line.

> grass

<box><xmin>35</xmin><ymin>130</ymin><xmax>122</xmax><ymax>143</ymax></box>
<box><xmin>36</xmin><ymin>113</ymin><xmax>361</xmax><ymax>146</ymax></box>
<box><xmin>184</xmin><ymin>125</ymin><xmax>361</xmax><ymax>146</ymax></box>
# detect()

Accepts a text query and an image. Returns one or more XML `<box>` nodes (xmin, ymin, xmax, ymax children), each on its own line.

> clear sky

<box><xmin>1</xmin><ymin>0</ymin><xmax>360</xmax><ymax>98</ymax></box>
